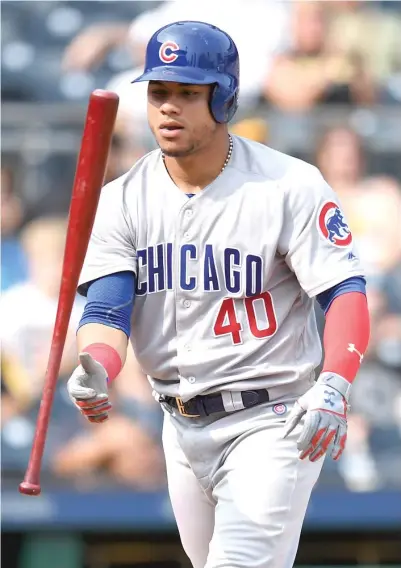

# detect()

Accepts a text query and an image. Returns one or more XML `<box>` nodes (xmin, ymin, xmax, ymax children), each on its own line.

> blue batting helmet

<box><xmin>132</xmin><ymin>20</ymin><xmax>240</xmax><ymax>124</ymax></box>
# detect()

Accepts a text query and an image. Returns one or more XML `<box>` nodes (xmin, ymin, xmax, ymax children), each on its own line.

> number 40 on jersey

<box><xmin>213</xmin><ymin>292</ymin><xmax>277</xmax><ymax>345</ymax></box>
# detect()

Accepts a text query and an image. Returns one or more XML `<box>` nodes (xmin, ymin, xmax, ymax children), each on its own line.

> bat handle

<box><xmin>19</xmin><ymin>358</ymin><xmax>61</xmax><ymax>496</ymax></box>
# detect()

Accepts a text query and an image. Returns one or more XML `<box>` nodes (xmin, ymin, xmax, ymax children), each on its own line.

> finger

<box><xmin>69</xmin><ymin>385</ymin><xmax>97</xmax><ymax>400</ymax></box>
<box><xmin>79</xmin><ymin>352</ymin><xmax>99</xmax><ymax>375</ymax></box>
<box><xmin>88</xmin><ymin>413</ymin><xmax>109</xmax><ymax>424</ymax></box>
<box><xmin>75</xmin><ymin>396</ymin><xmax>108</xmax><ymax>410</ymax></box>
<box><xmin>79</xmin><ymin>404</ymin><xmax>111</xmax><ymax>417</ymax></box>
<box><xmin>81</xmin><ymin>403</ymin><xmax>112</xmax><ymax>417</ymax></box>
<box><xmin>282</xmin><ymin>403</ymin><xmax>306</xmax><ymax>438</ymax></box>
<box><xmin>299</xmin><ymin>425</ymin><xmax>327</xmax><ymax>458</ymax></box>
<box><xmin>299</xmin><ymin>446</ymin><xmax>314</xmax><ymax>460</ymax></box>
<box><xmin>297</xmin><ymin>412</ymin><xmax>321</xmax><ymax>451</ymax></box>
<box><xmin>332</xmin><ymin>427</ymin><xmax>347</xmax><ymax>461</ymax></box>
<box><xmin>309</xmin><ymin>429</ymin><xmax>337</xmax><ymax>462</ymax></box>
<box><xmin>309</xmin><ymin>447</ymin><xmax>326</xmax><ymax>462</ymax></box>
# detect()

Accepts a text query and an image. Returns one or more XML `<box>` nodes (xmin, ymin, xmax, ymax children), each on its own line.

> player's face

<box><xmin>147</xmin><ymin>81</ymin><xmax>218</xmax><ymax>157</ymax></box>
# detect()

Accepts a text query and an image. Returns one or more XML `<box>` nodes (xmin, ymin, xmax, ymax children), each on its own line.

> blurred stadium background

<box><xmin>1</xmin><ymin>1</ymin><xmax>401</xmax><ymax>567</ymax></box>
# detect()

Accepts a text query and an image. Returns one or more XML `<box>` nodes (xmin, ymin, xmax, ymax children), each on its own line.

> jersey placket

<box><xmin>174</xmin><ymin>199</ymin><xmax>202</xmax><ymax>398</ymax></box>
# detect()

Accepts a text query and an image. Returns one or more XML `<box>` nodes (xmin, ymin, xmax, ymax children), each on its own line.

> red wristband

<box><xmin>82</xmin><ymin>343</ymin><xmax>122</xmax><ymax>382</ymax></box>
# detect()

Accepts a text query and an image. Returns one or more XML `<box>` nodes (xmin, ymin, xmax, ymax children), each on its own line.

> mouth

<box><xmin>159</xmin><ymin>123</ymin><xmax>184</xmax><ymax>139</ymax></box>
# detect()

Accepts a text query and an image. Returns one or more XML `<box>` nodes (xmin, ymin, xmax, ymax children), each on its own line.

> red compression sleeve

<box><xmin>82</xmin><ymin>343</ymin><xmax>122</xmax><ymax>382</ymax></box>
<box><xmin>322</xmin><ymin>292</ymin><xmax>370</xmax><ymax>383</ymax></box>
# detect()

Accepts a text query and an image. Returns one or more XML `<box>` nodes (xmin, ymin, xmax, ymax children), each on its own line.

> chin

<box><xmin>159</xmin><ymin>141</ymin><xmax>195</xmax><ymax>158</ymax></box>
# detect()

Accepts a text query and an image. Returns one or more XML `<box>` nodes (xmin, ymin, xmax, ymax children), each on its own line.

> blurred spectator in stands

<box><xmin>1</xmin><ymin>216</ymin><xmax>85</xmax><ymax>474</ymax></box>
<box><xmin>230</xmin><ymin>118</ymin><xmax>269</xmax><ymax>145</ymax></box>
<box><xmin>326</xmin><ymin>0</ymin><xmax>401</xmax><ymax>102</ymax></box>
<box><xmin>104</xmin><ymin>129</ymin><xmax>147</xmax><ymax>184</ymax></box>
<box><xmin>105</xmin><ymin>133</ymin><xmax>126</xmax><ymax>183</ymax></box>
<box><xmin>264</xmin><ymin>1</ymin><xmax>377</xmax><ymax>112</ymax></box>
<box><xmin>316</xmin><ymin>126</ymin><xmax>401</xmax><ymax>279</ymax></box>
<box><xmin>0</xmin><ymin>216</ymin><xmax>82</xmax><ymax>405</ymax></box>
<box><xmin>1</xmin><ymin>165</ymin><xmax>27</xmax><ymax>291</ymax></box>
<box><xmin>315</xmin><ymin>125</ymin><xmax>363</xmax><ymax>192</ymax></box>
<box><xmin>315</xmin><ymin>125</ymin><xmax>401</xmax><ymax>490</ymax></box>
<box><xmin>316</xmin><ymin>127</ymin><xmax>401</xmax><ymax>339</ymax></box>
<box><xmin>63</xmin><ymin>0</ymin><xmax>290</xmax><ymax>136</ymax></box>
<box><xmin>61</xmin><ymin>21</ymin><xmax>134</xmax><ymax>74</ymax></box>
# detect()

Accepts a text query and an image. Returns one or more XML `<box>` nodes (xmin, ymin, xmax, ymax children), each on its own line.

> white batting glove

<box><xmin>67</xmin><ymin>353</ymin><xmax>111</xmax><ymax>423</ymax></box>
<box><xmin>283</xmin><ymin>373</ymin><xmax>351</xmax><ymax>462</ymax></box>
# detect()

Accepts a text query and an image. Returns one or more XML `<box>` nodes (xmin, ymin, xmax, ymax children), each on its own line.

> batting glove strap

<box><xmin>317</xmin><ymin>372</ymin><xmax>352</xmax><ymax>403</ymax></box>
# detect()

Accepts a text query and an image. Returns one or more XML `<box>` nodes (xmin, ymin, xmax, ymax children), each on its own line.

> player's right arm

<box><xmin>67</xmin><ymin>177</ymin><xmax>137</xmax><ymax>423</ymax></box>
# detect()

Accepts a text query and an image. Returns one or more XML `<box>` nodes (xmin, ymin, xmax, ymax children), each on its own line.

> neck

<box><xmin>163</xmin><ymin>130</ymin><xmax>231</xmax><ymax>193</ymax></box>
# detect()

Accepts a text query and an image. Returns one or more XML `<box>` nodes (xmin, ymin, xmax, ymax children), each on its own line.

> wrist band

<box><xmin>82</xmin><ymin>343</ymin><xmax>122</xmax><ymax>382</ymax></box>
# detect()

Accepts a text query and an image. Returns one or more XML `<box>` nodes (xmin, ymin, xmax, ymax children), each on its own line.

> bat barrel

<box><xmin>19</xmin><ymin>90</ymin><xmax>119</xmax><ymax>496</ymax></box>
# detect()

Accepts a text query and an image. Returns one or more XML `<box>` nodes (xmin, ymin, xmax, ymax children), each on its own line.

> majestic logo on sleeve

<box><xmin>159</xmin><ymin>41</ymin><xmax>180</xmax><ymax>63</ymax></box>
<box><xmin>318</xmin><ymin>201</ymin><xmax>352</xmax><ymax>247</ymax></box>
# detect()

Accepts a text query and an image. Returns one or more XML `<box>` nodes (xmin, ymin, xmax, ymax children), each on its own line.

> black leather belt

<box><xmin>161</xmin><ymin>389</ymin><xmax>270</xmax><ymax>418</ymax></box>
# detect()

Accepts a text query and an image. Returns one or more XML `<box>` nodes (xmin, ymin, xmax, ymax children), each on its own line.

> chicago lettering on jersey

<box><xmin>135</xmin><ymin>243</ymin><xmax>263</xmax><ymax>296</ymax></box>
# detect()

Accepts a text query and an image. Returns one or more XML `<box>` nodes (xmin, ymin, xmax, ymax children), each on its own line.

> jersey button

<box><xmin>183</xmin><ymin>300</ymin><xmax>191</xmax><ymax>308</ymax></box>
<box><xmin>185</xmin><ymin>209</ymin><xmax>193</xmax><ymax>217</ymax></box>
<box><xmin>184</xmin><ymin>232</ymin><xmax>190</xmax><ymax>239</ymax></box>
<box><xmin>188</xmin><ymin>376</ymin><xmax>196</xmax><ymax>384</ymax></box>
<box><xmin>184</xmin><ymin>344</ymin><xmax>191</xmax><ymax>351</ymax></box>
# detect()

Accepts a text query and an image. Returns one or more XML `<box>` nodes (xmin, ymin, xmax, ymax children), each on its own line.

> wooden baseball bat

<box><xmin>19</xmin><ymin>90</ymin><xmax>119</xmax><ymax>496</ymax></box>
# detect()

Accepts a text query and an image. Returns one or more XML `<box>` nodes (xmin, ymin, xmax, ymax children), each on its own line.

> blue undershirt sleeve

<box><xmin>77</xmin><ymin>271</ymin><xmax>135</xmax><ymax>338</ymax></box>
<box><xmin>316</xmin><ymin>275</ymin><xmax>366</xmax><ymax>315</ymax></box>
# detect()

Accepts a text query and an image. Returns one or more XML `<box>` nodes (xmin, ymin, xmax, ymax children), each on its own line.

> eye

<box><xmin>182</xmin><ymin>89</ymin><xmax>200</xmax><ymax>97</ymax></box>
<box><xmin>150</xmin><ymin>88</ymin><xmax>168</xmax><ymax>97</ymax></box>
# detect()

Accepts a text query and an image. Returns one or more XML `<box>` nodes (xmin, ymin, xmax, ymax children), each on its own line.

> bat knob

<box><xmin>19</xmin><ymin>481</ymin><xmax>41</xmax><ymax>496</ymax></box>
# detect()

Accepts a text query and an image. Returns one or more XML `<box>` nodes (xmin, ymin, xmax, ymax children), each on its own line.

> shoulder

<box><xmin>231</xmin><ymin>135</ymin><xmax>324</xmax><ymax>189</ymax></box>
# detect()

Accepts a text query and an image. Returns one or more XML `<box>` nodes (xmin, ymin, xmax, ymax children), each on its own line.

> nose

<box><xmin>160</xmin><ymin>94</ymin><xmax>182</xmax><ymax>116</ymax></box>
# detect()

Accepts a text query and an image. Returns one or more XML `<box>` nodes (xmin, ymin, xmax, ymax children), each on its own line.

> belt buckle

<box><xmin>176</xmin><ymin>397</ymin><xmax>200</xmax><ymax>418</ymax></box>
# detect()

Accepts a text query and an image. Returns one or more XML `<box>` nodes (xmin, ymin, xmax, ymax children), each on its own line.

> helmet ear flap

<box><xmin>208</xmin><ymin>83</ymin><xmax>220</xmax><ymax>122</ymax></box>
<box><xmin>210</xmin><ymin>83</ymin><xmax>239</xmax><ymax>123</ymax></box>
<box><xmin>225</xmin><ymin>92</ymin><xmax>239</xmax><ymax>122</ymax></box>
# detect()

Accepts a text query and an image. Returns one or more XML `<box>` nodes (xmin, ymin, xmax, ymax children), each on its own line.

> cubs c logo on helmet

<box><xmin>318</xmin><ymin>201</ymin><xmax>352</xmax><ymax>247</ymax></box>
<box><xmin>159</xmin><ymin>41</ymin><xmax>180</xmax><ymax>63</ymax></box>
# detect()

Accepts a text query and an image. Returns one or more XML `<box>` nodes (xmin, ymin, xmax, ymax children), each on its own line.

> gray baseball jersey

<box><xmin>78</xmin><ymin>135</ymin><xmax>363</xmax><ymax>402</ymax></box>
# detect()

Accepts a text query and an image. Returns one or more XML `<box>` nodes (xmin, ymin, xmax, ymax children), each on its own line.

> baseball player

<box><xmin>67</xmin><ymin>21</ymin><xmax>370</xmax><ymax>568</ymax></box>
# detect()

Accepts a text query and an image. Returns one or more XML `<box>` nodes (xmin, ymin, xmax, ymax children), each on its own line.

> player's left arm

<box><xmin>279</xmin><ymin>165</ymin><xmax>371</xmax><ymax>461</ymax></box>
